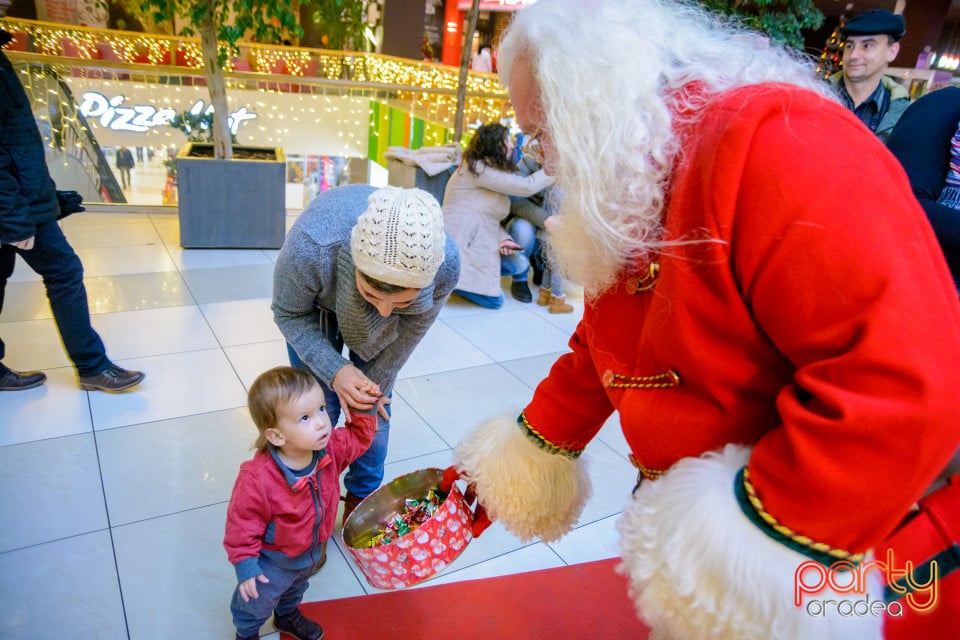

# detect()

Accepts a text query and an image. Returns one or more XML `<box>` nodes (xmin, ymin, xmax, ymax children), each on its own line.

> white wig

<box><xmin>498</xmin><ymin>0</ymin><xmax>836</xmax><ymax>294</ymax></box>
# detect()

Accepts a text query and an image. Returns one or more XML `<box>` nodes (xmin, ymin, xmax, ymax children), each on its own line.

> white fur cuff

<box><xmin>453</xmin><ymin>415</ymin><xmax>591</xmax><ymax>542</ymax></box>
<box><xmin>617</xmin><ymin>444</ymin><xmax>883</xmax><ymax>640</ymax></box>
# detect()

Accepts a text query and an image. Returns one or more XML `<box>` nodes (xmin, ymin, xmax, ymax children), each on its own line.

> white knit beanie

<box><xmin>350</xmin><ymin>187</ymin><xmax>446</xmax><ymax>289</ymax></box>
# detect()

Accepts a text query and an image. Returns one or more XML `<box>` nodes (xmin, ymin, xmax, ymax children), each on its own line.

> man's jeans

<box><xmin>504</xmin><ymin>216</ymin><xmax>537</xmax><ymax>282</ymax></box>
<box><xmin>286</xmin><ymin>310</ymin><xmax>389</xmax><ymax>498</ymax></box>
<box><xmin>0</xmin><ymin>219</ymin><xmax>109</xmax><ymax>376</ymax></box>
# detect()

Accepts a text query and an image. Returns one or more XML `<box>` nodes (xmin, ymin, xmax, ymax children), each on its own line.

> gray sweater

<box><xmin>272</xmin><ymin>184</ymin><xmax>460</xmax><ymax>396</ymax></box>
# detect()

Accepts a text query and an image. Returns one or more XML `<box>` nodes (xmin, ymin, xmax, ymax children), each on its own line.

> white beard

<box><xmin>548</xmin><ymin>203</ymin><xmax>663</xmax><ymax>297</ymax></box>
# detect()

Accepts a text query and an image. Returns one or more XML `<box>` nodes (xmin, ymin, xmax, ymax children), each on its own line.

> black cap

<box><xmin>841</xmin><ymin>9</ymin><xmax>906</xmax><ymax>41</ymax></box>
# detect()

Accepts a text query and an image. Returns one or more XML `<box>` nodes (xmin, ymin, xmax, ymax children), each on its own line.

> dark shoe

<box><xmin>510</xmin><ymin>281</ymin><xmax>533</xmax><ymax>303</ymax></box>
<box><xmin>79</xmin><ymin>365</ymin><xmax>145</xmax><ymax>392</ymax></box>
<box><xmin>309</xmin><ymin>540</ymin><xmax>327</xmax><ymax>575</ymax></box>
<box><xmin>236</xmin><ymin>634</ymin><xmax>259</xmax><ymax>640</ymax></box>
<box><xmin>274</xmin><ymin>608</ymin><xmax>323</xmax><ymax>640</ymax></box>
<box><xmin>0</xmin><ymin>367</ymin><xmax>47</xmax><ymax>391</ymax></box>
<box><xmin>532</xmin><ymin>264</ymin><xmax>544</xmax><ymax>287</ymax></box>
<box><xmin>342</xmin><ymin>492</ymin><xmax>363</xmax><ymax>524</ymax></box>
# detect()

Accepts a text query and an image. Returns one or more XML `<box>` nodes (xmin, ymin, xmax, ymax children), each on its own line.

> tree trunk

<box><xmin>453</xmin><ymin>0</ymin><xmax>480</xmax><ymax>145</ymax></box>
<box><xmin>200</xmin><ymin>2</ymin><xmax>232</xmax><ymax>160</ymax></box>
<box><xmin>299</xmin><ymin>3</ymin><xmax>322</xmax><ymax>48</ymax></box>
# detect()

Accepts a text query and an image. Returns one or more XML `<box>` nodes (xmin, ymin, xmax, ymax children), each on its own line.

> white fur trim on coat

<box><xmin>453</xmin><ymin>415</ymin><xmax>591</xmax><ymax>542</ymax></box>
<box><xmin>617</xmin><ymin>444</ymin><xmax>883</xmax><ymax>640</ymax></box>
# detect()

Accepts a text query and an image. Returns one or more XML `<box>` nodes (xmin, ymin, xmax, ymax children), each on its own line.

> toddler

<box><xmin>224</xmin><ymin>366</ymin><xmax>376</xmax><ymax>640</ymax></box>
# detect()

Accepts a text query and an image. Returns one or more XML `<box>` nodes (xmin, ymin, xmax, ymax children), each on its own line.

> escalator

<box><xmin>15</xmin><ymin>61</ymin><xmax>125</xmax><ymax>203</ymax></box>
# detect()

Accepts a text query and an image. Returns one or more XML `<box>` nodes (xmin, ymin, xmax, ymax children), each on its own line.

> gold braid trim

<box><xmin>628</xmin><ymin>454</ymin><xmax>666</xmax><ymax>481</ymax></box>
<box><xmin>518</xmin><ymin>411</ymin><xmax>583</xmax><ymax>459</ymax></box>
<box><xmin>742</xmin><ymin>467</ymin><xmax>864</xmax><ymax>563</ymax></box>
<box><xmin>602</xmin><ymin>369</ymin><xmax>680</xmax><ymax>390</ymax></box>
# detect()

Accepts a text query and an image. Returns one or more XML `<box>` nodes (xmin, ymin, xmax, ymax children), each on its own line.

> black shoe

<box><xmin>0</xmin><ymin>367</ymin><xmax>47</xmax><ymax>391</ymax></box>
<box><xmin>79</xmin><ymin>365</ymin><xmax>145</xmax><ymax>392</ymax></box>
<box><xmin>274</xmin><ymin>608</ymin><xmax>323</xmax><ymax>640</ymax></box>
<box><xmin>531</xmin><ymin>265</ymin><xmax>544</xmax><ymax>287</ymax></box>
<box><xmin>236</xmin><ymin>634</ymin><xmax>259</xmax><ymax>640</ymax></box>
<box><xmin>510</xmin><ymin>281</ymin><xmax>533</xmax><ymax>303</ymax></box>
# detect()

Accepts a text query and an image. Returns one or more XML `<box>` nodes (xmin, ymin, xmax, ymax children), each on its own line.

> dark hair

<box><xmin>478</xmin><ymin>43</ymin><xmax>492</xmax><ymax>53</ymax></box>
<box><xmin>248</xmin><ymin>366</ymin><xmax>319</xmax><ymax>451</ymax></box>
<box><xmin>357</xmin><ymin>270</ymin><xmax>414</xmax><ymax>294</ymax></box>
<box><xmin>463</xmin><ymin>123</ymin><xmax>515</xmax><ymax>175</ymax></box>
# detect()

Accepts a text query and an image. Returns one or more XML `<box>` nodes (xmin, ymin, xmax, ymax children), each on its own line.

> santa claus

<box><xmin>445</xmin><ymin>1</ymin><xmax>960</xmax><ymax>638</ymax></box>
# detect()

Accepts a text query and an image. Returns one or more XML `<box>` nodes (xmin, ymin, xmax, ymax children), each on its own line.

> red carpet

<box><xmin>300</xmin><ymin>557</ymin><xmax>651</xmax><ymax>638</ymax></box>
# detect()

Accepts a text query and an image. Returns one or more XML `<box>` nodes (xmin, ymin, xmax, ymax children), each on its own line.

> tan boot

<box><xmin>537</xmin><ymin>288</ymin><xmax>551</xmax><ymax>306</ymax></box>
<box><xmin>549</xmin><ymin>294</ymin><xmax>574</xmax><ymax>314</ymax></box>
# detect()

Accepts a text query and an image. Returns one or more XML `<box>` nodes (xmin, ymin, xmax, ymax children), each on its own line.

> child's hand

<box><xmin>238</xmin><ymin>574</ymin><xmax>269</xmax><ymax>602</ymax></box>
<box><xmin>375</xmin><ymin>395</ymin><xmax>392</xmax><ymax>420</ymax></box>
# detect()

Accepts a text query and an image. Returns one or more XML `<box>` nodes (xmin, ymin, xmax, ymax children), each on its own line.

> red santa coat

<box><xmin>454</xmin><ymin>84</ymin><xmax>960</xmax><ymax>639</ymax></box>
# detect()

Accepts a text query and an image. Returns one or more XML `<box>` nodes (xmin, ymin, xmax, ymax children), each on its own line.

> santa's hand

<box><xmin>442</xmin><ymin>466</ymin><xmax>492</xmax><ymax>537</ymax></box>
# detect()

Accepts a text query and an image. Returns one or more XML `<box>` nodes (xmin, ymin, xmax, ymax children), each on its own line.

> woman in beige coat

<box><xmin>442</xmin><ymin>123</ymin><xmax>554</xmax><ymax>308</ymax></box>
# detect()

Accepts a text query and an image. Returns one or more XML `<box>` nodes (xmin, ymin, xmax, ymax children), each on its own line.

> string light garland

<box><xmin>0</xmin><ymin>16</ymin><xmax>510</xmax><ymax>133</ymax></box>
<box><xmin>1</xmin><ymin>13</ymin><xmax>512</xmax><ymax>205</ymax></box>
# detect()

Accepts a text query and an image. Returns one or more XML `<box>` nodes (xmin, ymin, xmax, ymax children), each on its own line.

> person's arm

<box><xmin>272</xmin><ymin>230</ymin><xmax>350</xmax><ymax>385</ymax></box>
<box><xmin>915</xmin><ymin>196</ymin><xmax>960</xmax><ymax>277</ymax></box>
<box><xmin>475</xmin><ymin>165</ymin><xmax>554</xmax><ymax>198</ymax></box>
<box><xmin>223</xmin><ymin>469</ymin><xmax>270</xmax><ymax>584</ymax></box>
<box><xmin>0</xmin><ymin>146</ymin><xmax>35</xmax><ymax>245</ymax></box>
<box><xmin>333</xmin><ymin>413</ymin><xmax>379</xmax><ymax>472</ymax></box>
<box><xmin>450</xmin><ymin>317</ymin><xmax>612</xmax><ymax>542</ymax></box>
<box><xmin>509</xmin><ymin>194</ymin><xmax>551</xmax><ymax>229</ymax></box>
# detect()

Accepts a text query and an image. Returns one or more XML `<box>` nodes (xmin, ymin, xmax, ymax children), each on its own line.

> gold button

<box><xmin>625</xmin><ymin>278</ymin><xmax>639</xmax><ymax>295</ymax></box>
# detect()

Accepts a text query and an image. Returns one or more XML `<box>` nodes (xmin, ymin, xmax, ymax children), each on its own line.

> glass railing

<box><xmin>1</xmin><ymin>17</ymin><xmax>510</xmax><ymax>208</ymax></box>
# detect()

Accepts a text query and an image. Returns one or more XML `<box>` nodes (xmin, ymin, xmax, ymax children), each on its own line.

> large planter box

<box><xmin>176</xmin><ymin>143</ymin><xmax>286</xmax><ymax>249</ymax></box>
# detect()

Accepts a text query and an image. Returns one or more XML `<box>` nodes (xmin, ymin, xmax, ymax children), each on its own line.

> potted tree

<box><xmin>139</xmin><ymin>0</ymin><xmax>303</xmax><ymax>248</ymax></box>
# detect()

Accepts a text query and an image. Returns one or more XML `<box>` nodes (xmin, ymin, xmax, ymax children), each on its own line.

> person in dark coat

<box><xmin>887</xmin><ymin>86</ymin><xmax>960</xmax><ymax>291</ymax></box>
<box><xmin>0</xmin><ymin>7</ymin><xmax>145</xmax><ymax>392</ymax></box>
<box><xmin>116</xmin><ymin>145</ymin><xmax>135</xmax><ymax>189</ymax></box>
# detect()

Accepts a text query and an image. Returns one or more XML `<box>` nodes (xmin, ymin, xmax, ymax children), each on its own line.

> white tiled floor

<box><xmin>0</xmin><ymin>209</ymin><xmax>636</xmax><ymax>640</ymax></box>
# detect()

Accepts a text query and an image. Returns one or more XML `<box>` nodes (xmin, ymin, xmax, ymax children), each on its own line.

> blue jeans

<box><xmin>453</xmin><ymin>288</ymin><xmax>505</xmax><ymax>309</ymax></box>
<box><xmin>0</xmin><ymin>219</ymin><xmax>109</xmax><ymax>376</ymax></box>
<box><xmin>286</xmin><ymin>311</ymin><xmax>390</xmax><ymax>498</ymax></box>
<box><xmin>504</xmin><ymin>217</ymin><xmax>537</xmax><ymax>283</ymax></box>
<box><xmin>230</xmin><ymin>556</ymin><xmax>313</xmax><ymax>637</ymax></box>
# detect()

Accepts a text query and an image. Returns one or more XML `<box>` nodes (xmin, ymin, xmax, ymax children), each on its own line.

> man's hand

<box><xmin>10</xmin><ymin>237</ymin><xmax>34</xmax><ymax>250</ymax></box>
<box><xmin>56</xmin><ymin>190</ymin><xmax>85</xmax><ymax>219</ymax></box>
<box><xmin>499</xmin><ymin>239</ymin><xmax>522</xmax><ymax>255</ymax></box>
<box><xmin>238</xmin><ymin>574</ymin><xmax>269</xmax><ymax>602</ymax></box>
<box><xmin>332</xmin><ymin>364</ymin><xmax>382</xmax><ymax>421</ymax></box>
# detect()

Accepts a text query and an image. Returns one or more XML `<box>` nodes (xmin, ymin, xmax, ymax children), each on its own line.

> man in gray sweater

<box><xmin>272</xmin><ymin>184</ymin><xmax>460</xmax><ymax>545</ymax></box>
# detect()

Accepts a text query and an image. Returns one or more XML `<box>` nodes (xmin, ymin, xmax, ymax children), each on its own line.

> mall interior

<box><xmin>1</xmin><ymin>0</ymin><xmax>959</xmax><ymax>639</ymax></box>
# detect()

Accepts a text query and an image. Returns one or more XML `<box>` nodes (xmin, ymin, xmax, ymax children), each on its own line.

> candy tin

<box><xmin>342</xmin><ymin>468</ymin><xmax>473</xmax><ymax>590</ymax></box>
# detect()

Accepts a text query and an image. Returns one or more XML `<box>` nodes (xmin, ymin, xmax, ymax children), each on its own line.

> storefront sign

<box><xmin>77</xmin><ymin>92</ymin><xmax>258</xmax><ymax>135</ymax></box>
